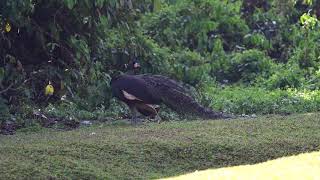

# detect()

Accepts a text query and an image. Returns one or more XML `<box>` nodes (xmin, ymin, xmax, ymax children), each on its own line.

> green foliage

<box><xmin>0</xmin><ymin>97</ymin><xmax>10</xmax><ymax>121</ymax></box>
<box><xmin>259</xmin><ymin>64</ymin><xmax>306</xmax><ymax>89</ymax></box>
<box><xmin>44</xmin><ymin>102</ymin><xmax>107</xmax><ymax>121</ymax></box>
<box><xmin>137</xmin><ymin>37</ymin><xmax>173</xmax><ymax>74</ymax></box>
<box><xmin>0</xmin><ymin>0</ymin><xmax>155</xmax><ymax>123</ymax></box>
<box><xmin>202</xmin><ymin>85</ymin><xmax>320</xmax><ymax>115</ymax></box>
<box><xmin>212</xmin><ymin>49</ymin><xmax>273</xmax><ymax>84</ymax></box>
<box><xmin>289</xmin><ymin>23</ymin><xmax>320</xmax><ymax>68</ymax></box>
<box><xmin>306</xmin><ymin>69</ymin><xmax>320</xmax><ymax>90</ymax></box>
<box><xmin>170</xmin><ymin>50</ymin><xmax>211</xmax><ymax>85</ymax></box>
<box><xmin>244</xmin><ymin>33</ymin><xmax>270</xmax><ymax>50</ymax></box>
<box><xmin>142</xmin><ymin>0</ymin><xmax>248</xmax><ymax>52</ymax></box>
<box><xmin>300</xmin><ymin>12</ymin><xmax>318</xmax><ymax>29</ymax></box>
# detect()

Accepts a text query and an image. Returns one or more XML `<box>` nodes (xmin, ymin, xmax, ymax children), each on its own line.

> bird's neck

<box><xmin>110</xmin><ymin>67</ymin><xmax>140</xmax><ymax>85</ymax></box>
<box><xmin>126</xmin><ymin>68</ymin><xmax>140</xmax><ymax>75</ymax></box>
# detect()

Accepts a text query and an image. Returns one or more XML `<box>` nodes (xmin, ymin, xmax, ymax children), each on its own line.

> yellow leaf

<box><xmin>5</xmin><ymin>22</ymin><xmax>11</xmax><ymax>32</ymax></box>
<box><xmin>45</xmin><ymin>84</ymin><xmax>54</xmax><ymax>96</ymax></box>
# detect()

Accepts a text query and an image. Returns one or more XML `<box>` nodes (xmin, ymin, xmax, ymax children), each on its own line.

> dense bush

<box><xmin>259</xmin><ymin>64</ymin><xmax>306</xmax><ymax>89</ymax></box>
<box><xmin>0</xmin><ymin>0</ymin><xmax>155</xmax><ymax>122</ymax></box>
<box><xmin>142</xmin><ymin>0</ymin><xmax>249</xmax><ymax>52</ymax></box>
<box><xmin>211</xmin><ymin>49</ymin><xmax>273</xmax><ymax>84</ymax></box>
<box><xmin>170</xmin><ymin>50</ymin><xmax>212</xmax><ymax>85</ymax></box>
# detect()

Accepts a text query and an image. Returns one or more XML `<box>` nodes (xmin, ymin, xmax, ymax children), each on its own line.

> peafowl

<box><xmin>110</xmin><ymin>61</ymin><xmax>232</xmax><ymax>124</ymax></box>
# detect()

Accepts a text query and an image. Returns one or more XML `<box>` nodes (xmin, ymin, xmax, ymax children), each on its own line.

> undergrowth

<box><xmin>202</xmin><ymin>85</ymin><xmax>320</xmax><ymax>115</ymax></box>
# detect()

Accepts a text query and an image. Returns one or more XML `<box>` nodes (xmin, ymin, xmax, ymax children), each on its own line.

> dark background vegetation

<box><xmin>1</xmin><ymin>0</ymin><xmax>320</xmax><ymax>127</ymax></box>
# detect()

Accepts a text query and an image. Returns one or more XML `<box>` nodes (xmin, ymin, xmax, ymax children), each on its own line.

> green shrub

<box><xmin>211</xmin><ymin>49</ymin><xmax>273</xmax><ymax>84</ymax></box>
<box><xmin>306</xmin><ymin>69</ymin><xmax>320</xmax><ymax>90</ymax></box>
<box><xmin>260</xmin><ymin>64</ymin><xmax>306</xmax><ymax>90</ymax></box>
<box><xmin>202</xmin><ymin>85</ymin><xmax>320</xmax><ymax>115</ymax></box>
<box><xmin>0</xmin><ymin>0</ymin><xmax>154</xmax><ymax>124</ymax></box>
<box><xmin>43</xmin><ymin>100</ymin><xmax>122</xmax><ymax>121</ymax></box>
<box><xmin>0</xmin><ymin>97</ymin><xmax>10</xmax><ymax>121</ymax></box>
<box><xmin>170</xmin><ymin>50</ymin><xmax>212</xmax><ymax>85</ymax></box>
<box><xmin>142</xmin><ymin>0</ymin><xmax>248</xmax><ymax>52</ymax></box>
<box><xmin>244</xmin><ymin>33</ymin><xmax>271</xmax><ymax>50</ymax></box>
<box><xmin>289</xmin><ymin>28</ymin><xmax>320</xmax><ymax>69</ymax></box>
<box><xmin>138</xmin><ymin>37</ymin><xmax>174</xmax><ymax>75</ymax></box>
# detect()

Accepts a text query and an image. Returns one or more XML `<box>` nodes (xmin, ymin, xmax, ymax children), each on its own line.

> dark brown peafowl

<box><xmin>110</xmin><ymin>61</ymin><xmax>232</xmax><ymax>124</ymax></box>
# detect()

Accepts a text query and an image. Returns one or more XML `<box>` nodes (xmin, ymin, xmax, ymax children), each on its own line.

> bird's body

<box><xmin>111</xmin><ymin>75</ymin><xmax>162</xmax><ymax>105</ymax></box>
<box><xmin>111</xmin><ymin>74</ymin><xmax>231</xmax><ymax>124</ymax></box>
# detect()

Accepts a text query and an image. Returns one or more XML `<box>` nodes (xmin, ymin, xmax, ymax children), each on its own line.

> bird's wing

<box><xmin>112</xmin><ymin>75</ymin><xmax>161</xmax><ymax>104</ymax></box>
<box><xmin>122</xmin><ymin>90</ymin><xmax>143</xmax><ymax>101</ymax></box>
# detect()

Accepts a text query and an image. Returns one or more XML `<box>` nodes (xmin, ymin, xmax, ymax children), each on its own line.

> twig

<box><xmin>0</xmin><ymin>83</ymin><xmax>14</xmax><ymax>94</ymax></box>
<box><xmin>9</xmin><ymin>78</ymin><xmax>31</xmax><ymax>91</ymax></box>
<box><xmin>0</xmin><ymin>78</ymin><xmax>31</xmax><ymax>94</ymax></box>
<box><xmin>53</xmin><ymin>6</ymin><xmax>63</xmax><ymax>26</ymax></box>
<box><xmin>30</xmin><ymin>19</ymin><xmax>74</xmax><ymax>60</ymax></box>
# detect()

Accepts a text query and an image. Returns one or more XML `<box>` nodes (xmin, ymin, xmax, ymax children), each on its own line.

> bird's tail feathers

<box><xmin>140</xmin><ymin>75</ymin><xmax>231</xmax><ymax>119</ymax></box>
<box><xmin>160</xmin><ymin>88</ymin><xmax>230</xmax><ymax>119</ymax></box>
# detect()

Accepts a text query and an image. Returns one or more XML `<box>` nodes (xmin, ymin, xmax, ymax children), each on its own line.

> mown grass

<box><xmin>0</xmin><ymin>113</ymin><xmax>320</xmax><ymax>179</ymax></box>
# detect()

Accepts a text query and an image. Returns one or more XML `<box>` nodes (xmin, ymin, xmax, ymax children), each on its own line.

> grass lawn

<box><xmin>0</xmin><ymin>113</ymin><xmax>320</xmax><ymax>179</ymax></box>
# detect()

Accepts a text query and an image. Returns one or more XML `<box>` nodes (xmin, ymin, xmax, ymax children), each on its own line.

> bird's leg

<box><xmin>129</xmin><ymin>106</ymin><xmax>141</xmax><ymax>125</ymax></box>
<box><xmin>152</xmin><ymin>105</ymin><xmax>161</xmax><ymax>123</ymax></box>
<box><xmin>155</xmin><ymin>113</ymin><xmax>162</xmax><ymax>124</ymax></box>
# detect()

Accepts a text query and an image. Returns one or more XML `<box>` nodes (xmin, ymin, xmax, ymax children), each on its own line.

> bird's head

<box><xmin>124</xmin><ymin>58</ymin><xmax>141</xmax><ymax>74</ymax></box>
<box><xmin>124</xmin><ymin>58</ymin><xmax>140</xmax><ymax>68</ymax></box>
<box><xmin>133</xmin><ymin>60</ymin><xmax>141</xmax><ymax>69</ymax></box>
<box><xmin>110</xmin><ymin>58</ymin><xmax>142</xmax><ymax>83</ymax></box>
